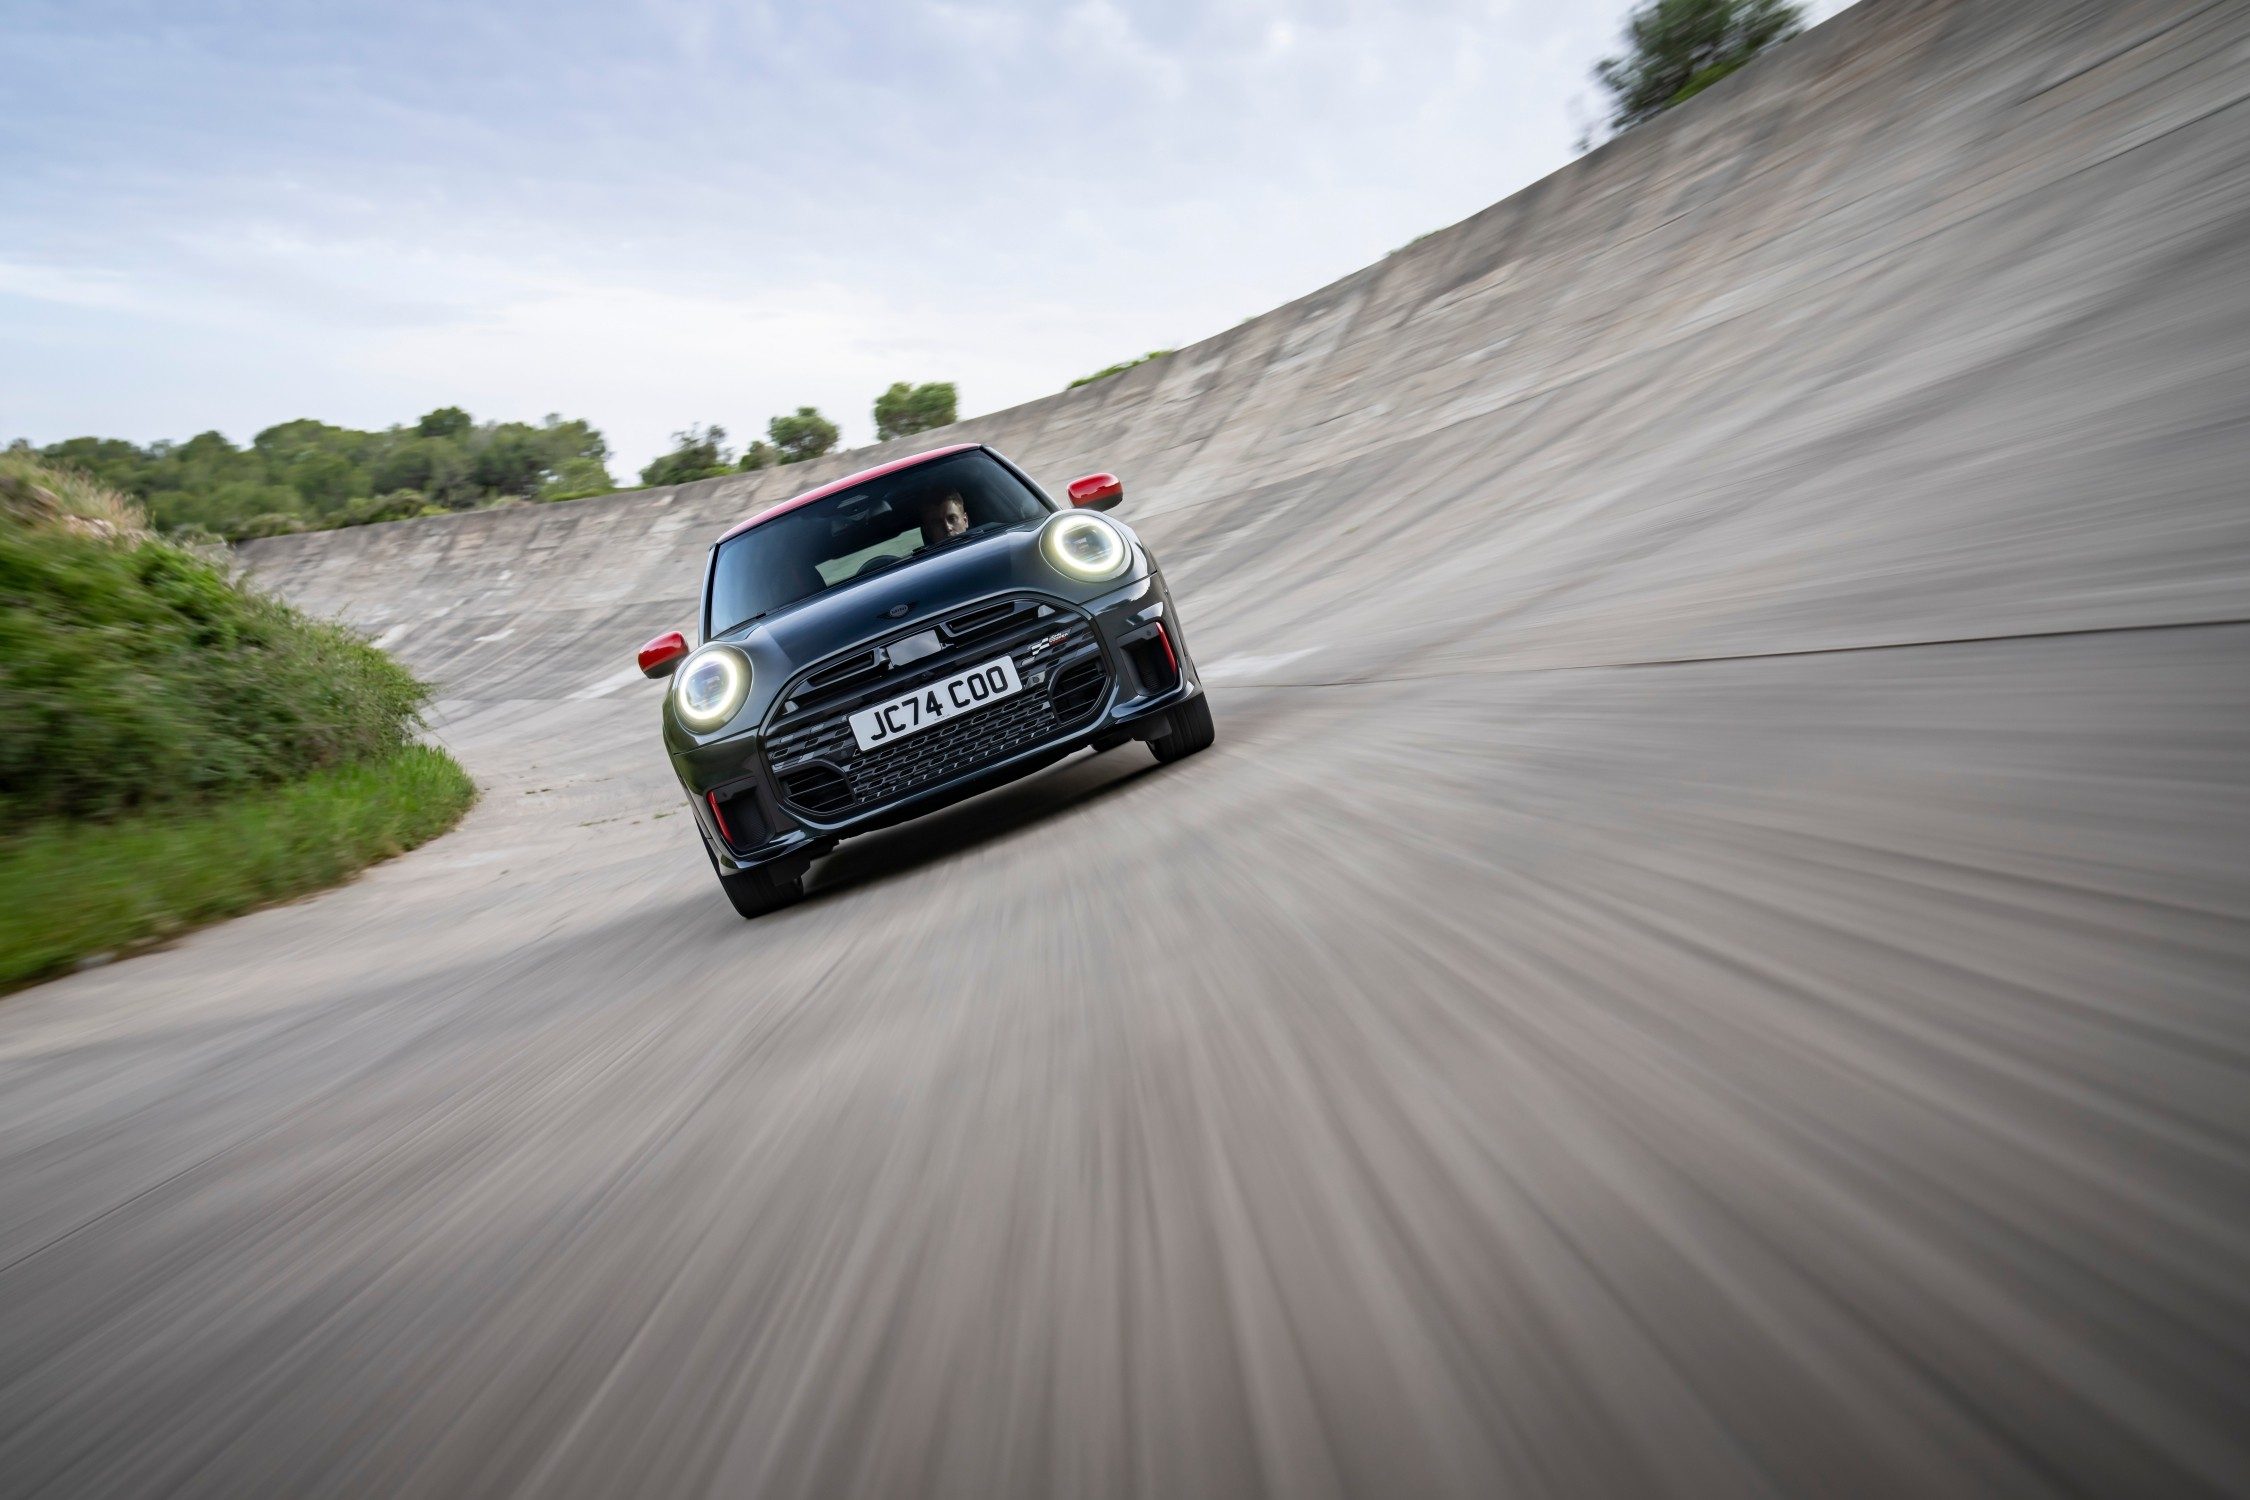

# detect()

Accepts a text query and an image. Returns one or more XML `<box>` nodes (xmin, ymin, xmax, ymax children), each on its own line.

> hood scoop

<box><xmin>800</xmin><ymin>648</ymin><xmax>886</xmax><ymax>696</ymax></box>
<box><xmin>940</xmin><ymin>598</ymin><xmax>1033</xmax><ymax>643</ymax></box>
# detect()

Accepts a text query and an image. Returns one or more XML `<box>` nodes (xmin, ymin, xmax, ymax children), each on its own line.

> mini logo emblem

<box><xmin>884</xmin><ymin>603</ymin><xmax>912</xmax><ymax>618</ymax></box>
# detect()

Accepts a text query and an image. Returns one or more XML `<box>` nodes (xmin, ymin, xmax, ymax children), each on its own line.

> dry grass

<box><xmin>0</xmin><ymin>449</ymin><xmax>149</xmax><ymax>541</ymax></box>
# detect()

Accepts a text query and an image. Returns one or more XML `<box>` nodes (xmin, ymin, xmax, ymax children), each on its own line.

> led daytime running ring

<box><xmin>1040</xmin><ymin>512</ymin><xmax>1130</xmax><ymax>582</ymax></box>
<box><xmin>672</xmin><ymin>646</ymin><xmax>749</xmax><ymax>730</ymax></box>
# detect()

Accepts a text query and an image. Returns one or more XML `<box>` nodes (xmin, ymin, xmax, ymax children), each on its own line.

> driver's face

<box><xmin>932</xmin><ymin>495</ymin><xmax>969</xmax><ymax>537</ymax></box>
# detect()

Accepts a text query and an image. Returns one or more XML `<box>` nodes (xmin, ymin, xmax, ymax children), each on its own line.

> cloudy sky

<box><xmin>5</xmin><ymin>0</ymin><xmax>1846</xmax><ymax>477</ymax></box>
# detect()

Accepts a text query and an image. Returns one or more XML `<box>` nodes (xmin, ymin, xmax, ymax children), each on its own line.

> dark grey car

<box><xmin>636</xmin><ymin>444</ymin><xmax>1214</xmax><ymax>916</ymax></box>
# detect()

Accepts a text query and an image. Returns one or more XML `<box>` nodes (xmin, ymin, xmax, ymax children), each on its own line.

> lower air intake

<box><xmin>778</xmin><ymin>764</ymin><xmax>853</xmax><ymax>816</ymax></box>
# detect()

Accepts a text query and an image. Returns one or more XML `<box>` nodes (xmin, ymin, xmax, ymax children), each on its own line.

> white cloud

<box><xmin>0</xmin><ymin>259</ymin><xmax>146</xmax><ymax>313</ymax></box>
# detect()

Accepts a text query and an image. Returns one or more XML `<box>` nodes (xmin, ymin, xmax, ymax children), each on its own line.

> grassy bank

<box><xmin>0</xmin><ymin>745</ymin><xmax>475</xmax><ymax>992</ymax></box>
<box><xmin>1</xmin><ymin>455</ymin><xmax>476</xmax><ymax>992</ymax></box>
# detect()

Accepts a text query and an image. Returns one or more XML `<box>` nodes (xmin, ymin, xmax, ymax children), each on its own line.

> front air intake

<box><xmin>777</xmin><ymin>764</ymin><xmax>854</xmax><ymax>817</ymax></box>
<box><xmin>1047</xmin><ymin>655</ymin><xmax>1109</xmax><ymax>721</ymax></box>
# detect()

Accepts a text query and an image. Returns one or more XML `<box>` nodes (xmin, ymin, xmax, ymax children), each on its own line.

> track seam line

<box><xmin>1231</xmin><ymin>615</ymin><xmax>2250</xmax><ymax>688</ymax></box>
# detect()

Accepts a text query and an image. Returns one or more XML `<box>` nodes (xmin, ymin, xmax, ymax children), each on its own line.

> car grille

<box><xmin>764</xmin><ymin>594</ymin><xmax>1111</xmax><ymax>821</ymax></box>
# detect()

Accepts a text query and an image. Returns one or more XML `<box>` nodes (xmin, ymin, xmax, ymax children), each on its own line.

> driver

<box><xmin>918</xmin><ymin>489</ymin><xmax>970</xmax><ymax>546</ymax></box>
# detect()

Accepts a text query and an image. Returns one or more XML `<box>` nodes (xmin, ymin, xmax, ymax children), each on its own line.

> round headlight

<box><xmin>671</xmin><ymin>646</ymin><xmax>749</xmax><ymax>731</ymax></box>
<box><xmin>1040</xmin><ymin>512</ymin><xmax>1130</xmax><ymax>582</ymax></box>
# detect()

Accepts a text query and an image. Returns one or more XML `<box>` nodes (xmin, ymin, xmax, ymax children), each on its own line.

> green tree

<box><xmin>641</xmin><ymin>424</ymin><xmax>734</xmax><ymax>487</ymax></box>
<box><xmin>1592</xmin><ymin>0</ymin><xmax>1804</xmax><ymax>138</ymax></box>
<box><xmin>252</xmin><ymin>418</ymin><xmax>352</xmax><ymax>465</ymax></box>
<box><xmin>415</xmin><ymin>405</ymin><xmax>474</xmax><ymax>440</ymax></box>
<box><xmin>175</xmin><ymin>430</ymin><xmax>238</xmax><ymax>469</ymax></box>
<box><xmin>285</xmin><ymin>448</ymin><xmax>364</xmax><ymax>509</ymax></box>
<box><xmin>426</xmin><ymin>443</ymin><xmax>482</xmax><ymax>509</ymax></box>
<box><xmin>38</xmin><ymin>437</ymin><xmax>149</xmax><ymax>493</ymax></box>
<box><xmin>767</xmin><ymin>407</ymin><xmax>840</xmax><ymax>465</ymax></box>
<box><xmin>738</xmin><ymin>440</ymin><xmax>778</xmax><ymax>471</ymax></box>
<box><xmin>370</xmin><ymin>435</ymin><xmax>443</xmax><ymax>496</ymax></box>
<box><xmin>468</xmin><ymin>422</ymin><xmax>552</xmax><ymax>497</ymax></box>
<box><xmin>31</xmin><ymin>406</ymin><xmax>611</xmax><ymax>539</ymax></box>
<box><xmin>367</xmin><ymin>434</ymin><xmax>475</xmax><ymax>509</ymax></box>
<box><xmin>872</xmin><ymin>381</ymin><xmax>958</xmax><ymax>442</ymax></box>
<box><xmin>541</xmin><ymin>457</ymin><xmax>615</xmax><ymax>501</ymax></box>
<box><xmin>538</xmin><ymin>414</ymin><xmax>609</xmax><ymax>466</ymax></box>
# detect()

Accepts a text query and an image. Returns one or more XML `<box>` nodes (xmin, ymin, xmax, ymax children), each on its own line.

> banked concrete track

<box><xmin>6</xmin><ymin>1</ymin><xmax>2250</xmax><ymax>1493</ymax></box>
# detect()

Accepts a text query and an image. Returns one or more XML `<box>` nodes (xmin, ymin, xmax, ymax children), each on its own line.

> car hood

<box><xmin>720</xmin><ymin>524</ymin><xmax>1053</xmax><ymax>666</ymax></box>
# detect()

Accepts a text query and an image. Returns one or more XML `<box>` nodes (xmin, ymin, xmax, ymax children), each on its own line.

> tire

<box><xmin>1148</xmin><ymin>693</ymin><xmax>1216</xmax><ymax>764</ymax></box>
<box><xmin>718</xmin><ymin>865</ymin><xmax>804</xmax><ymax>919</ymax></box>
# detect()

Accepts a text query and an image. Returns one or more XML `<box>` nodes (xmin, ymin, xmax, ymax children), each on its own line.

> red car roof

<box><xmin>715</xmin><ymin>443</ymin><xmax>982</xmax><ymax>543</ymax></box>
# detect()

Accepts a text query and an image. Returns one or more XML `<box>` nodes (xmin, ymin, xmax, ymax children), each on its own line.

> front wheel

<box><xmin>1148</xmin><ymin>694</ymin><xmax>1216</xmax><ymax>763</ymax></box>
<box><xmin>719</xmin><ymin>865</ymin><xmax>804</xmax><ymax>919</ymax></box>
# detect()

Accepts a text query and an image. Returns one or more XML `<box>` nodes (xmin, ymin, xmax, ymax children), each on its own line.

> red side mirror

<box><xmin>1067</xmin><ymin>472</ymin><xmax>1123</xmax><ymax>510</ymax></box>
<box><xmin>638</xmin><ymin>630</ymin><xmax>689</xmax><ymax>679</ymax></box>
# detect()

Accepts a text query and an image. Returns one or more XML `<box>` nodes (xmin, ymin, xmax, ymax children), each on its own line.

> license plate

<box><xmin>849</xmin><ymin>655</ymin><xmax>1023</xmax><ymax>751</ymax></box>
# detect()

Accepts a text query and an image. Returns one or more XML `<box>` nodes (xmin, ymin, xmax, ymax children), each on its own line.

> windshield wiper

<box><xmin>715</xmin><ymin>607</ymin><xmax>773</xmax><ymax>637</ymax></box>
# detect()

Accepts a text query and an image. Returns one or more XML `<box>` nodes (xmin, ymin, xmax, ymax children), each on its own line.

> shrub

<box><xmin>642</xmin><ymin>424</ymin><xmax>733</xmax><ymax>487</ymax></box>
<box><xmin>0</xmin><ymin>455</ymin><xmax>431</xmax><ymax>833</ymax></box>
<box><xmin>541</xmin><ymin>457</ymin><xmax>617</xmax><ymax>502</ymax></box>
<box><xmin>1068</xmin><ymin>350</ymin><xmax>1174</xmax><ymax>389</ymax></box>
<box><xmin>340</xmin><ymin>490</ymin><xmax>432</xmax><ymax>527</ymax></box>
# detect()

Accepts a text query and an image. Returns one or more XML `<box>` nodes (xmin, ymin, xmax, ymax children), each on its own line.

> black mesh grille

<box><xmin>764</xmin><ymin>594</ymin><xmax>1111</xmax><ymax>821</ymax></box>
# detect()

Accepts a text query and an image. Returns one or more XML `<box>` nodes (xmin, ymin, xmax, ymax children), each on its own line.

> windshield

<box><xmin>705</xmin><ymin>449</ymin><xmax>1053</xmax><ymax>635</ymax></box>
